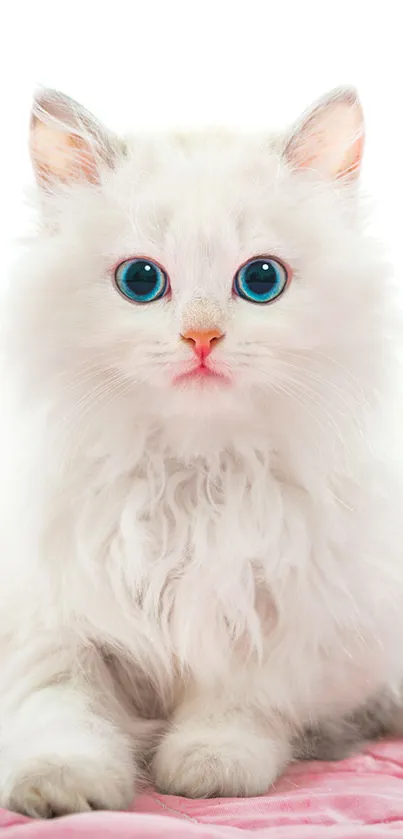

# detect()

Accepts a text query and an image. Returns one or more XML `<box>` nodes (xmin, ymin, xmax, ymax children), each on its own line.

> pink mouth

<box><xmin>173</xmin><ymin>364</ymin><xmax>231</xmax><ymax>385</ymax></box>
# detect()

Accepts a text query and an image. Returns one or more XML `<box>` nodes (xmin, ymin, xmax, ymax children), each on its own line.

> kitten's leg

<box><xmin>0</xmin><ymin>639</ymin><xmax>143</xmax><ymax>817</ymax></box>
<box><xmin>152</xmin><ymin>694</ymin><xmax>291</xmax><ymax>798</ymax></box>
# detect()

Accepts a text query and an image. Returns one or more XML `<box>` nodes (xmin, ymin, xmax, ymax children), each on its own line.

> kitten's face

<box><xmin>13</xmin><ymin>88</ymin><xmax>384</xmax><ymax>443</ymax></box>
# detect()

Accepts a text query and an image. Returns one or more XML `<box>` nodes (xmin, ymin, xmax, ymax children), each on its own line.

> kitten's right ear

<box><xmin>30</xmin><ymin>88</ymin><xmax>124</xmax><ymax>188</ymax></box>
<box><xmin>283</xmin><ymin>87</ymin><xmax>364</xmax><ymax>181</ymax></box>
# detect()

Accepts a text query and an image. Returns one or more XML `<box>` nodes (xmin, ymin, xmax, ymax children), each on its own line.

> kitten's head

<box><xmin>11</xmin><ymin>86</ymin><xmax>387</xmax><ymax>451</ymax></box>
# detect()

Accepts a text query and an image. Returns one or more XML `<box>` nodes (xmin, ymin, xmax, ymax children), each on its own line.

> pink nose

<box><xmin>181</xmin><ymin>328</ymin><xmax>224</xmax><ymax>360</ymax></box>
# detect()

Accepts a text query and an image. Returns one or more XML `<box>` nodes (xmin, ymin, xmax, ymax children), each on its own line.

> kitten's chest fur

<box><xmin>70</xmin><ymin>445</ymin><xmax>382</xmax><ymax>670</ymax></box>
<box><xmin>44</xmin><ymin>434</ymin><xmax>403</xmax><ymax>720</ymax></box>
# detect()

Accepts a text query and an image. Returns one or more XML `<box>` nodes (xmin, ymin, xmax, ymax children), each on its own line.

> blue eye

<box><xmin>234</xmin><ymin>257</ymin><xmax>289</xmax><ymax>304</ymax></box>
<box><xmin>114</xmin><ymin>258</ymin><xmax>169</xmax><ymax>303</ymax></box>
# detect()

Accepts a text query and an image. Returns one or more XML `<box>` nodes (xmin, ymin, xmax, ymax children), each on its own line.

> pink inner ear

<box><xmin>284</xmin><ymin>91</ymin><xmax>364</xmax><ymax>180</ymax></box>
<box><xmin>30</xmin><ymin>119</ymin><xmax>99</xmax><ymax>186</ymax></box>
<box><xmin>336</xmin><ymin>134</ymin><xmax>364</xmax><ymax>180</ymax></box>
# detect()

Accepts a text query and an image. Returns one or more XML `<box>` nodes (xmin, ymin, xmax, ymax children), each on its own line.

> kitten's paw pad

<box><xmin>153</xmin><ymin>722</ymin><xmax>290</xmax><ymax>798</ymax></box>
<box><xmin>1</xmin><ymin>758</ymin><xmax>135</xmax><ymax>818</ymax></box>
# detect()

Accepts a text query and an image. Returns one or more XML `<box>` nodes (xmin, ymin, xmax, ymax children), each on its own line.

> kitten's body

<box><xmin>1</xmin><ymin>89</ymin><xmax>403</xmax><ymax>817</ymax></box>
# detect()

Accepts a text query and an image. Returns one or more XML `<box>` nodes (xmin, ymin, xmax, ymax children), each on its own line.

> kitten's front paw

<box><xmin>0</xmin><ymin>734</ymin><xmax>136</xmax><ymax>818</ymax></box>
<box><xmin>1</xmin><ymin>757</ymin><xmax>135</xmax><ymax>818</ymax></box>
<box><xmin>153</xmin><ymin>719</ymin><xmax>290</xmax><ymax>798</ymax></box>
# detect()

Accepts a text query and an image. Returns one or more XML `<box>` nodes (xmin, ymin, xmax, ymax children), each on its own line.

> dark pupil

<box><xmin>125</xmin><ymin>261</ymin><xmax>158</xmax><ymax>297</ymax></box>
<box><xmin>245</xmin><ymin>262</ymin><xmax>276</xmax><ymax>295</ymax></box>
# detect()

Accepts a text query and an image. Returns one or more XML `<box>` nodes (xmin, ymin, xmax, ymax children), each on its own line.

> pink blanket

<box><xmin>1</xmin><ymin>740</ymin><xmax>403</xmax><ymax>837</ymax></box>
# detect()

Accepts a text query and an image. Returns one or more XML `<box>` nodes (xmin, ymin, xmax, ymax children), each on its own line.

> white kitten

<box><xmin>1</xmin><ymin>86</ymin><xmax>403</xmax><ymax>818</ymax></box>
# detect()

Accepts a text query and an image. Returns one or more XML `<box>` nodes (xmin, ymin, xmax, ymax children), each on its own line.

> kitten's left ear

<box><xmin>283</xmin><ymin>87</ymin><xmax>364</xmax><ymax>180</ymax></box>
<box><xmin>30</xmin><ymin>87</ymin><xmax>124</xmax><ymax>187</ymax></box>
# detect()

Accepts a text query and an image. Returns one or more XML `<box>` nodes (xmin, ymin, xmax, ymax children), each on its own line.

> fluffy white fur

<box><xmin>1</xmin><ymin>87</ymin><xmax>403</xmax><ymax>817</ymax></box>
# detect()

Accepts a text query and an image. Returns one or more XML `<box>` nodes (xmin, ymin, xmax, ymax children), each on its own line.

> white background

<box><xmin>0</xmin><ymin>1</ymin><xmax>401</xmax><ymax>276</ymax></box>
